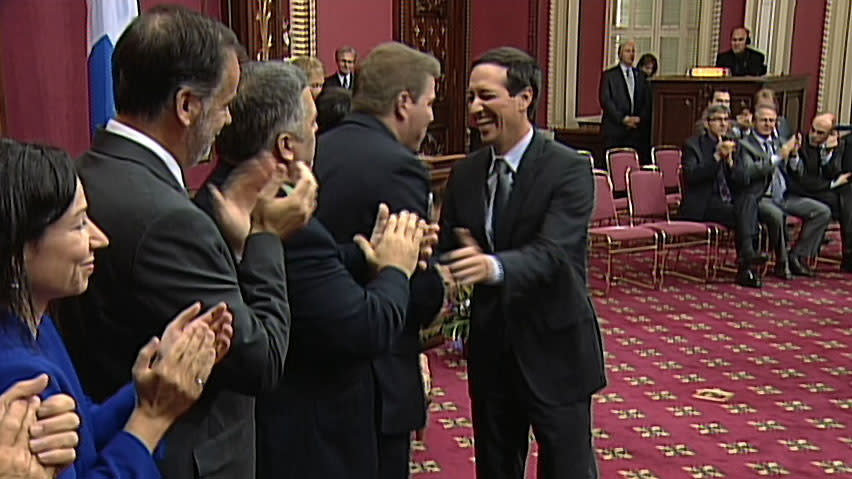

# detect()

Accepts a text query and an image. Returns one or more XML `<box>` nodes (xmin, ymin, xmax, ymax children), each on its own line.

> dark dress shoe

<box><xmin>736</xmin><ymin>267</ymin><xmax>762</xmax><ymax>288</ymax></box>
<box><xmin>774</xmin><ymin>262</ymin><xmax>793</xmax><ymax>280</ymax></box>
<box><xmin>789</xmin><ymin>255</ymin><xmax>815</xmax><ymax>277</ymax></box>
<box><xmin>741</xmin><ymin>252</ymin><xmax>769</xmax><ymax>266</ymax></box>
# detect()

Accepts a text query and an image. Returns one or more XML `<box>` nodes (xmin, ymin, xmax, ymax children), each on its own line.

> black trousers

<box><xmin>688</xmin><ymin>194</ymin><xmax>760</xmax><ymax>261</ymax></box>
<box><xmin>471</xmin><ymin>351</ymin><xmax>597</xmax><ymax>479</ymax></box>
<box><xmin>378</xmin><ymin>432</ymin><xmax>410</xmax><ymax>479</ymax></box>
<box><xmin>802</xmin><ymin>186</ymin><xmax>852</xmax><ymax>257</ymax></box>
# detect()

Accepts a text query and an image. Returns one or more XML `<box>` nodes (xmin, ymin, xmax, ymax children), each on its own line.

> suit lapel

<box><xmin>495</xmin><ymin>131</ymin><xmax>544</xmax><ymax>248</ymax></box>
<box><xmin>90</xmin><ymin>130</ymin><xmax>186</xmax><ymax>194</ymax></box>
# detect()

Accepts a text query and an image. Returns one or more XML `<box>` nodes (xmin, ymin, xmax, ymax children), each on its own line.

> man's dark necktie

<box><xmin>490</xmin><ymin>157</ymin><xmax>512</xmax><ymax>242</ymax></box>
<box><xmin>717</xmin><ymin>164</ymin><xmax>732</xmax><ymax>203</ymax></box>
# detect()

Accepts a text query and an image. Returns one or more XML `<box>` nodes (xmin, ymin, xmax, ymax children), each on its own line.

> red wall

<box><xmin>0</xmin><ymin>0</ymin><xmax>218</xmax><ymax>158</ymax></box>
<box><xmin>317</xmin><ymin>0</ymin><xmax>393</xmax><ymax>77</ymax></box>
<box><xmin>718</xmin><ymin>0</ymin><xmax>747</xmax><ymax>51</ymax></box>
<box><xmin>790</xmin><ymin>0</ymin><xmax>827</xmax><ymax>129</ymax></box>
<box><xmin>0</xmin><ymin>1</ymin><xmax>89</xmax><ymax>155</ymax></box>
<box><xmin>576</xmin><ymin>0</ymin><xmax>607</xmax><ymax>117</ymax></box>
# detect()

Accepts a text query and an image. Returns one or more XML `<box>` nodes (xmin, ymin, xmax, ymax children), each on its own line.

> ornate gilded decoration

<box><xmin>255</xmin><ymin>0</ymin><xmax>272</xmax><ymax>60</ymax></box>
<box><xmin>289</xmin><ymin>0</ymin><xmax>317</xmax><ymax>57</ymax></box>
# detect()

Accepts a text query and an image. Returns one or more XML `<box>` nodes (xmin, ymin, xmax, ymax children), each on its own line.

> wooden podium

<box><xmin>649</xmin><ymin>74</ymin><xmax>808</xmax><ymax>147</ymax></box>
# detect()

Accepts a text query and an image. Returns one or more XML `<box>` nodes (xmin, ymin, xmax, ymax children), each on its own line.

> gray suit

<box><xmin>733</xmin><ymin>133</ymin><xmax>831</xmax><ymax>263</ymax></box>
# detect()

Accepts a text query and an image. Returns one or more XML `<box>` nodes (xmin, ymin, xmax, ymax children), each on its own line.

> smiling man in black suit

<box><xmin>323</xmin><ymin>45</ymin><xmax>358</xmax><ymax>91</ymax></box>
<box><xmin>439</xmin><ymin>47</ymin><xmax>606</xmax><ymax>479</ymax></box>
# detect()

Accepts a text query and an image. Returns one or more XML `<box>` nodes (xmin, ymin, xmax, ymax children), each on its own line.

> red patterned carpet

<box><xmin>412</xmin><ymin>244</ymin><xmax>852</xmax><ymax>478</ymax></box>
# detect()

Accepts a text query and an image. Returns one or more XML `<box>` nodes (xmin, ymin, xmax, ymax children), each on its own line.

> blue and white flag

<box><xmin>87</xmin><ymin>0</ymin><xmax>138</xmax><ymax>136</ymax></box>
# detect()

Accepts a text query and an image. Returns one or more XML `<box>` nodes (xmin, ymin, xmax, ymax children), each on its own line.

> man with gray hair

<box><xmin>196</xmin><ymin>60</ymin><xmax>426</xmax><ymax>479</ymax></box>
<box><xmin>314</xmin><ymin>42</ymin><xmax>447</xmax><ymax>479</ymax></box>
<box><xmin>65</xmin><ymin>6</ymin><xmax>315</xmax><ymax>478</ymax></box>
<box><xmin>324</xmin><ymin>45</ymin><xmax>358</xmax><ymax>91</ymax></box>
<box><xmin>732</xmin><ymin>103</ymin><xmax>832</xmax><ymax>279</ymax></box>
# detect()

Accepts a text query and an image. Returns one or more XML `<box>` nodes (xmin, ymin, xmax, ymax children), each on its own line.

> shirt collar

<box><xmin>620</xmin><ymin>63</ymin><xmax>633</xmax><ymax>74</ymax></box>
<box><xmin>491</xmin><ymin>127</ymin><xmax>534</xmax><ymax>174</ymax></box>
<box><xmin>105</xmin><ymin>119</ymin><xmax>185</xmax><ymax>189</ymax></box>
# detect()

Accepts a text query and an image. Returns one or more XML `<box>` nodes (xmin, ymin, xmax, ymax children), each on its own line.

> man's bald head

<box><xmin>731</xmin><ymin>27</ymin><xmax>749</xmax><ymax>54</ymax></box>
<box><xmin>618</xmin><ymin>40</ymin><xmax>636</xmax><ymax>66</ymax></box>
<box><xmin>810</xmin><ymin>112</ymin><xmax>837</xmax><ymax>146</ymax></box>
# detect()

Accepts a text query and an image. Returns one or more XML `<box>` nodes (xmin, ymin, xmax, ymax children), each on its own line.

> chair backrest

<box><xmin>652</xmin><ymin>145</ymin><xmax>682</xmax><ymax>190</ymax></box>
<box><xmin>607</xmin><ymin>147</ymin><xmax>640</xmax><ymax>193</ymax></box>
<box><xmin>592</xmin><ymin>169</ymin><xmax>618</xmax><ymax>225</ymax></box>
<box><xmin>577</xmin><ymin>149</ymin><xmax>595</xmax><ymax>168</ymax></box>
<box><xmin>627</xmin><ymin>167</ymin><xmax>670</xmax><ymax>221</ymax></box>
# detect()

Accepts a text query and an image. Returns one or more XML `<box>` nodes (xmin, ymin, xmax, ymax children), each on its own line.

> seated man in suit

<box><xmin>323</xmin><ymin>45</ymin><xmax>358</xmax><ymax>91</ymax></box>
<box><xmin>789</xmin><ymin>112</ymin><xmax>852</xmax><ymax>272</ymax></box>
<box><xmin>440</xmin><ymin>47</ymin><xmax>606</xmax><ymax>479</ymax></box>
<box><xmin>63</xmin><ymin>7</ymin><xmax>317</xmax><ymax>478</ymax></box>
<box><xmin>680</xmin><ymin>104</ymin><xmax>765</xmax><ymax>287</ymax></box>
<box><xmin>715</xmin><ymin>27</ymin><xmax>767</xmax><ymax>76</ymax></box>
<box><xmin>732</xmin><ymin>104</ymin><xmax>832</xmax><ymax>279</ymax></box>
<box><xmin>195</xmin><ymin>60</ymin><xmax>425</xmax><ymax>479</ymax></box>
<box><xmin>600</xmin><ymin>39</ymin><xmax>651</xmax><ymax>164</ymax></box>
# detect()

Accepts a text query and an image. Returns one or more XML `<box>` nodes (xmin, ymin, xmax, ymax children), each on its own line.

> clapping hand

<box><xmin>159</xmin><ymin>302</ymin><xmax>233</xmax><ymax>366</ymax></box>
<box><xmin>0</xmin><ymin>375</ymin><xmax>60</xmax><ymax>479</ymax></box>
<box><xmin>128</xmin><ymin>304</ymin><xmax>217</xmax><ymax>452</ymax></box>
<box><xmin>354</xmin><ymin>210</ymin><xmax>424</xmax><ymax>278</ymax></box>
<box><xmin>441</xmin><ymin>228</ymin><xmax>495</xmax><ymax>285</ymax></box>
<box><xmin>251</xmin><ymin>161</ymin><xmax>317</xmax><ymax>240</ymax></box>
<box><xmin>209</xmin><ymin>152</ymin><xmax>283</xmax><ymax>256</ymax></box>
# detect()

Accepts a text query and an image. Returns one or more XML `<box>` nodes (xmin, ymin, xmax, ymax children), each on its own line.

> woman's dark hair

<box><xmin>638</xmin><ymin>53</ymin><xmax>658</xmax><ymax>77</ymax></box>
<box><xmin>316</xmin><ymin>87</ymin><xmax>352</xmax><ymax>135</ymax></box>
<box><xmin>0</xmin><ymin>139</ymin><xmax>77</xmax><ymax>329</ymax></box>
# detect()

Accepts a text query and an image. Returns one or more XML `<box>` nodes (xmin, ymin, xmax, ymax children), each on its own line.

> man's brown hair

<box><xmin>352</xmin><ymin>42</ymin><xmax>441</xmax><ymax>116</ymax></box>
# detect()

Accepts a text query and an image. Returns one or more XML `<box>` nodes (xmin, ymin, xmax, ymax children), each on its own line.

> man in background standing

<box><xmin>600</xmin><ymin>40</ymin><xmax>651</xmax><ymax>164</ymax></box>
<box><xmin>323</xmin><ymin>45</ymin><xmax>358</xmax><ymax>91</ymax></box>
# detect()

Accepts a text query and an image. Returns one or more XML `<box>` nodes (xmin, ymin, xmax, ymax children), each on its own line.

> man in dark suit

<box><xmin>323</xmin><ymin>45</ymin><xmax>358</xmax><ymax>91</ymax></box>
<box><xmin>789</xmin><ymin>113</ymin><xmax>852</xmax><ymax>272</ymax></box>
<box><xmin>731</xmin><ymin>104</ymin><xmax>831</xmax><ymax>279</ymax></box>
<box><xmin>313</xmin><ymin>42</ymin><xmax>446</xmax><ymax>479</ymax></box>
<box><xmin>680</xmin><ymin>104</ymin><xmax>765</xmax><ymax>287</ymax></box>
<box><xmin>439</xmin><ymin>47</ymin><xmax>606</xmax><ymax>479</ymax></box>
<box><xmin>62</xmin><ymin>7</ymin><xmax>316</xmax><ymax>478</ymax></box>
<box><xmin>600</xmin><ymin>40</ymin><xmax>652</xmax><ymax>164</ymax></box>
<box><xmin>195</xmin><ymin>61</ymin><xmax>426</xmax><ymax>479</ymax></box>
<box><xmin>716</xmin><ymin>27</ymin><xmax>767</xmax><ymax>76</ymax></box>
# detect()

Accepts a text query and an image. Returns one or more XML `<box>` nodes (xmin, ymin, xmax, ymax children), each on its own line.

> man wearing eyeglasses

<box><xmin>732</xmin><ymin>104</ymin><xmax>832</xmax><ymax>279</ymax></box>
<box><xmin>681</xmin><ymin>104</ymin><xmax>765</xmax><ymax>287</ymax></box>
<box><xmin>788</xmin><ymin>113</ymin><xmax>852</xmax><ymax>272</ymax></box>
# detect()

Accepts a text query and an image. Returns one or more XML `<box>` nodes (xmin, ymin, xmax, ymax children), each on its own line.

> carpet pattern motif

<box><xmin>412</xmin><ymin>251</ymin><xmax>852</xmax><ymax>478</ymax></box>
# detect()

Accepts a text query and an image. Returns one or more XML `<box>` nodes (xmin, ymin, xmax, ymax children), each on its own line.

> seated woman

<box><xmin>0</xmin><ymin>139</ymin><xmax>233</xmax><ymax>479</ymax></box>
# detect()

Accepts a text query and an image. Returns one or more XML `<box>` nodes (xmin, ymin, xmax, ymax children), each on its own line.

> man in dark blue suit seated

<box><xmin>680</xmin><ymin>104</ymin><xmax>766</xmax><ymax>287</ymax></box>
<box><xmin>194</xmin><ymin>61</ymin><xmax>427</xmax><ymax>479</ymax></box>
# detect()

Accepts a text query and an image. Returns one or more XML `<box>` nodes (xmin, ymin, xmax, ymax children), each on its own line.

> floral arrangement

<box><xmin>421</xmin><ymin>283</ymin><xmax>473</xmax><ymax>355</ymax></box>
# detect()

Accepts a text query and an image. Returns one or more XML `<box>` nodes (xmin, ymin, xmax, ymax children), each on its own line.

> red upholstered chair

<box><xmin>651</xmin><ymin>145</ymin><xmax>683</xmax><ymax>212</ymax></box>
<box><xmin>606</xmin><ymin>147</ymin><xmax>639</xmax><ymax>214</ymax></box>
<box><xmin>627</xmin><ymin>166</ymin><xmax>713</xmax><ymax>287</ymax></box>
<box><xmin>589</xmin><ymin>169</ymin><xmax>659</xmax><ymax>294</ymax></box>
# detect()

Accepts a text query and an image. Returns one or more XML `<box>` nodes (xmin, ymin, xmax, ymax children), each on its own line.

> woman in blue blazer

<box><xmin>0</xmin><ymin>139</ymin><xmax>232</xmax><ymax>479</ymax></box>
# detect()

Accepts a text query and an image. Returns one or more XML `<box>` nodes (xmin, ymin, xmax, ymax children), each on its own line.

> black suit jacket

<box><xmin>789</xmin><ymin>141</ymin><xmax>844</xmax><ymax>196</ymax></box>
<box><xmin>438</xmin><ymin>131</ymin><xmax>606</xmax><ymax>404</ymax></box>
<box><xmin>715</xmin><ymin>48</ymin><xmax>767</xmax><ymax>76</ymax></box>
<box><xmin>599</xmin><ymin>64</ymin><xmax>651</xmax><ymax>142</ymax></box>
<box><xmin>731</xmin><ymin>132</ymin><xmax>800</xmax><ymax>198</ymax></box>
<box><xmin>196</xmin><ymin>163</ymin><xmax>411</xmax><ymax>479</ymax></box>
<box><xmin>64</xmin><ymin>131</ymin><xmax>291</xmax><ymax>479</ymax></box>
<box><xmin>314</xmin><ymin>112</ymin><xmax>445</xmax><ymax>434</ymax></box>
<box><xmin>323</xmin><ymin>72</ymin><xmax>357</xmax><ymax>91</ymax></box>
<box><xmin>679</xmin><ymin>133</ymin><xmax>733</xmax><ymax>220</ymax></box>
